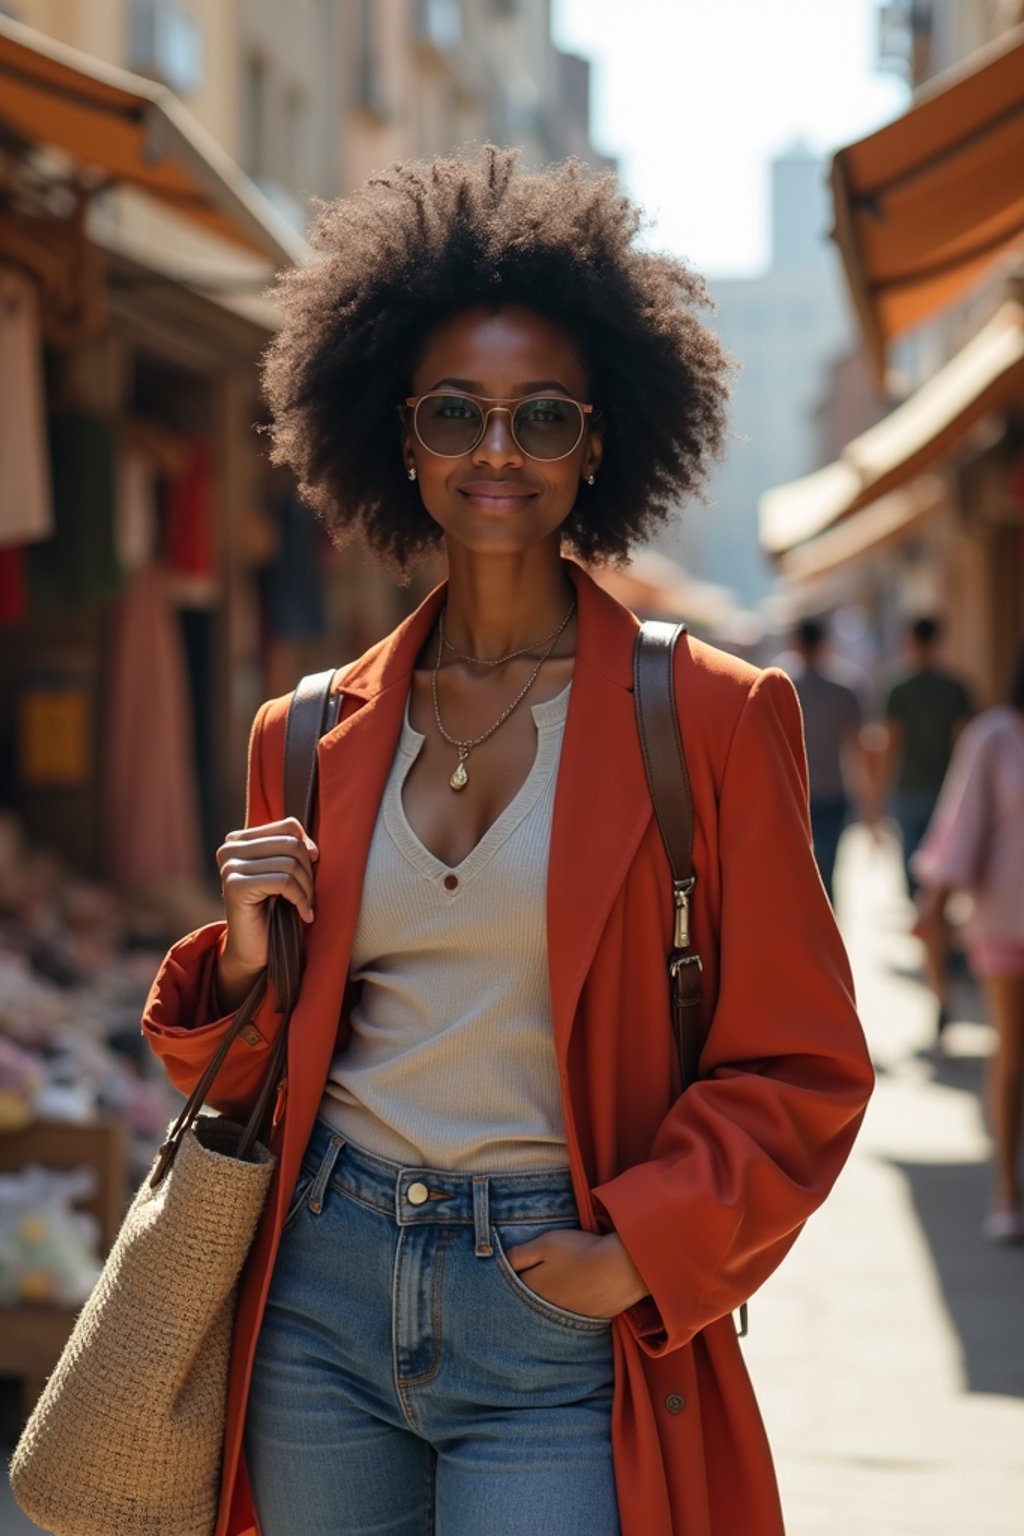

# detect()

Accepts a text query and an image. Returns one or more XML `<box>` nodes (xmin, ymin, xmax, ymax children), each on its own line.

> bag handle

<box><xmin>150</xmin><ymin>668</ymin><xmax>340</xmax><ymax>1186</ymax></box>
<box><xmin>634</xmin><ymin>621</ymin><xmax>702</xmax><ymax>1091</ymax></box>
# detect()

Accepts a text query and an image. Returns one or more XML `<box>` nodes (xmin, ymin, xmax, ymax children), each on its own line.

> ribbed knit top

<box><xmin>319</xmin><ymin>683</ymin><xmax>571</xmax><ymax>1171</ymax></box>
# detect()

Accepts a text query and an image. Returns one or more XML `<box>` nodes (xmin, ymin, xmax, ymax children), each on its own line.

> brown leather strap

<box><xmin>150</xmin><ymin>668</ymin><xmax>338</xmax><ymax>1185</ymax></box>
<box><xmin>634</xmin><ymin>622</ymin><xmax>703</xmax><ymax>1091</ymax></box>
<box><xmin>634</xmin><ymin>622</ymin><xmax>694</xmax><ymax>893</ymax></box>
<box><xmin>634</xmin><ymin>625</ymin><xmax>750</xmax><ymax>1341</ymax></box>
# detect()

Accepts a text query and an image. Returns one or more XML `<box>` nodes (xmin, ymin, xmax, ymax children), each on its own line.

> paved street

<box><xmin>745</xmin><ymin>825</ymin><xmax>1024</xmax><ymax>1535</ymax></box>
<box><xmin>3</xmin><ymin>828</ymin><xmax>1022</xmax><ymax>1536</ymax></box>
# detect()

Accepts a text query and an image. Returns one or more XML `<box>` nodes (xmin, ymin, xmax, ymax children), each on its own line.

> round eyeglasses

<box><xmin>404</xmin><ymin>391</ymin><xmax>594</xmax><ymax>462</ymax></box>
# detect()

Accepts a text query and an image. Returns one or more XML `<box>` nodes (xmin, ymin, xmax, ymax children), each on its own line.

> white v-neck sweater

<box><xmin>319</xmin><ymin>684</ymin><xmax>571</xmax><ymax>1171</ymax></box>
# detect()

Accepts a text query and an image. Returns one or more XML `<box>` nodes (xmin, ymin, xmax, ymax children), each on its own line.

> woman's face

<box><xmin>403</xmin><ymin>304</ymin><xmax>602</xmax><ymax>558</ymax></box>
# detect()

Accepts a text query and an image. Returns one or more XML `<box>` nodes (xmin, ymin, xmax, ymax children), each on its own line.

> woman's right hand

<box><xmin>213</xmin><ymin>817</ymin><xmax>319</xmax><ymax>1012</ymax></box>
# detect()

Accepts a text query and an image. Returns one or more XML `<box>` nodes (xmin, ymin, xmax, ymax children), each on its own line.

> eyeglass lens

<box><xmin>414</xmin><ymin>394</ymin><xmax>584</xmax><ymax>460</ymax></box>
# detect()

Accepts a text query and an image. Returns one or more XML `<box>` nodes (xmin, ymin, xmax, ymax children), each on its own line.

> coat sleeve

<box><xmin>592</xmin><ymin>668</ymin><xmax>874</xmax><ymax>1353</ymax></box>
<box><xmin>140</xmin><ymin>699</ymin><xmax>289</xmax><ymax>1120</ymax></box>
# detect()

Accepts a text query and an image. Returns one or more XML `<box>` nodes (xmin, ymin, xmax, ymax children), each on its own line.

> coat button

<box><xmin>242</xmin><ymin>1026</ymin><xmax>262</xmax><ymax>1046</ymax></box>
<box><xmin>407</xmin><ymin>1181</ymin><xmax>430</xmax><ymax>1205</ymax></box>
<box><xmin>665</xmin><ymin>1393</ymin><xmax>686</xmax><ymax>1414</ymax></box>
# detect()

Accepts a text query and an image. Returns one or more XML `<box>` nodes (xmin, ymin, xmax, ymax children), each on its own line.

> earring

<box><xmin>407</xmin><ymin>466</ymin><xmax>417</xmax><ymax>481</ymax></box>
<box><xmin>585</xmin><ymin>473</ymin><xmax>596</xmax><ymax>486</ymax></box>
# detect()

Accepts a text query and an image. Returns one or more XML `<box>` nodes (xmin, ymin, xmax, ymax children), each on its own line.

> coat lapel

<box><xmin>548</xmin><ymin>564</ymin><xmax>653</xmax><ymax>1064</ymax></box>
<box><xmin>283</xmin><ymin>561</ymin><xmax>652</xmax><ymax>1148</ymax></box>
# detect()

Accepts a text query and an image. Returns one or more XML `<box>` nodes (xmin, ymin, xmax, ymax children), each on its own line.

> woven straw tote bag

<box><xmin>9</xmin><ymin>669</ymin><xmax>337</xmax><ymax>1536</ymax></box>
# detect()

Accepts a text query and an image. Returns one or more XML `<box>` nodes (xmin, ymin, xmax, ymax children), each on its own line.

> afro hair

<box><xmin>260</xmin><ymin>146</ymin><xmax>732</xmax><ymax>571</ymax></box>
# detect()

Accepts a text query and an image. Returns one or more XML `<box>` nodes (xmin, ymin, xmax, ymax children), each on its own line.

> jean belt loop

<box><xmin>307</xmin><ymin>1135</ymin><xmax>345</xmax><ymax>1216</ymax></box>
<box><xmin>472</xmin><ymin>1176</ymin><xmax>493</xmax><ymax>1257</ymax></box>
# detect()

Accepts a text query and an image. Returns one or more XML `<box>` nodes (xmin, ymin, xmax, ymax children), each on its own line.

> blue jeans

<box><xmin>892</xmin><ymin>789</ymin><xmax>939</xmax><ymax>893</ymax></box>
<box><xmin>809</xmin><ymin>794</ymin><xmax>849</xmax><ymax>906</ymax></box>
<box><xmin>245</xmin><ymin>1117</ymin><xmax>620</xmax><ymax>1536</ymax></box>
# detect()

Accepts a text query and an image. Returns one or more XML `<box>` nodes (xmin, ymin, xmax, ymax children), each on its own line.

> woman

<box><xmin>912</xmin><ymin>644</ymin><xmax>1024</xmax><ymax>1244</ymax></box>
<box><xmin>143</xmin><ymin>150</ymin><xmax>873</xmax><ymax>1536</ymax></box>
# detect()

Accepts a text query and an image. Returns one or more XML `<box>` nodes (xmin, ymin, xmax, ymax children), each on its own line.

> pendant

<box><xmin>450</xmin><ymin>756</ymin><xmax>469</xmax><ymax>791</ymax></box>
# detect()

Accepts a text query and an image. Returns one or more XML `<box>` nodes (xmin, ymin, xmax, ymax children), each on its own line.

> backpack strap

<box><xmin>633</xmin><ymin>621</ymin><xmax>702</xmax><ymax>1090</ymax></box>
<box><xmin>633</xmin><ymin>624</ymin><xmax>749</xmax><ymax>1340</ymax></box>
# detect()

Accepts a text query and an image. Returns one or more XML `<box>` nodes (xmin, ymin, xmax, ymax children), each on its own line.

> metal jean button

<box><xmin>407</xmin><ymin>1181</ymin><xmax>430</xmax><ymax>1206</ymax></box>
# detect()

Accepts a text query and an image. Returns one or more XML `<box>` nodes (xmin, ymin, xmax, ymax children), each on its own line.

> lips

<box><xmin>458</xmin><ymin>481</ymin><xmax>537</xmax><ymax>511</ymax></box>
<box><xmin>459</xmin><ymin>482</ymin><xmax>536</xmax><ymax>498</ymax></box>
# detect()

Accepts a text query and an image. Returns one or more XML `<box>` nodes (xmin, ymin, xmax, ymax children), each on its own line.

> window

<box><xmin>284</xmin><ymin>87</ymin><xmax>307</xmax><ymax>191</ymax></box>
<box><xmin>355</xmin><ymin>0</ymin><xmax>389</xmax><ymax>119</ymax></box>
<box><xmin>128</xmin><ymin>0</ymin><xmax>203</xmax><ymax>96</ymax></box>
<box><xmin>412</xmin><ymin>0</ymin><xmax>462</xmax><ymax>54</ymax></box>
<box><xmin>244</xmin><ymin>53</ymin><xmax>269</xmax><ymax>181</ymax></box>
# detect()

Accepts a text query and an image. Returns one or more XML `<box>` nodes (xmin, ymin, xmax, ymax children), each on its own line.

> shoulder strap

<box><xmin>634</xmin><ymin>627</ymin><xmax>749</xmax><ymax>1339</ymax></box>
<box><xmin>150</xmin><ymin>668</ymin><xmax>338</xmax><ymax>1185</ymax></box>
<box><xmin>633</xmin><ymin>622</ymin><xmax>703</xmax><ymax>1090</ymax></box>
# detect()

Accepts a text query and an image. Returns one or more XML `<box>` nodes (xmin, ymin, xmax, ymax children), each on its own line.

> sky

<box><xmin>551</xmin><ymin>0</ymin><xmax>909</xmax><ymax>278</ymax></box>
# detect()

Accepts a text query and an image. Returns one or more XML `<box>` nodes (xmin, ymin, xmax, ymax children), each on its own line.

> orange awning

<box><xmin>0</xmin><ymin>14</ymin><xmax>305</xmax><ymax>267</ymax></box>
<box><xmin>831</xmin><ymin>24</ymin><xmax>1024</xmax><ymax>378</ymax></box>
<box><xmin>776</xmin><ymin>475</ymin><xmax>946</xmax><ymax>583</ymax></box>
<box><xmin>760</xmin><ymin>301</ymin><xmax>1024</xmax><ymax>557</ymax></box>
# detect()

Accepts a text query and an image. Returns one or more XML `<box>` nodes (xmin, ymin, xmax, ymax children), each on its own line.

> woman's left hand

<box><xmin>504</xmin><ymin>1230</ymin><xmax>649</xmax><ymax>1318</ymax></box>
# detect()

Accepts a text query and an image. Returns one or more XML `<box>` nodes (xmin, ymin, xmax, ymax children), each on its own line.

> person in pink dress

<box><xmin>912</xmin><ymin>643</ymin><xmax>1024</xmax><ymax>1243</ymax></box>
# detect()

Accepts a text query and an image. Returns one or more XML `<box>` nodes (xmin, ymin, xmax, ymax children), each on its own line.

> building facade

<box><xmin>760</xmin><ymin>0</ymin><xmax>1024</xmax><ymax>708</ymax></box>
<box><xmin>669</xmin><ymin>144</ymin><xmax>853</xmax><ymax>607</ymax></box>
<box><xmin>0</xmin><ymin>0</ymin><xmax>609</xmax><ymax>890</ymax></box>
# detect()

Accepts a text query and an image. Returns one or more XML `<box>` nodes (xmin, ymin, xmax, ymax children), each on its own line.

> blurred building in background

<box><xmin>0</xmin><ymin>0</ymin><xmax>612</xmax><ymax>1418</ymax></box>
<box><xmin>0</xmin><ymin>0</ymin><xmax>609</xmax><ymax>896</ymax></box>
<box><xmin>671</xmin><ymin>144</ymin><xmax>854</xmax><ymax>607</ymax></box>
<box><xmin>761</xmin><ymin>0</ymin><xmax>1024</xmax><ymax>709</ymax></box>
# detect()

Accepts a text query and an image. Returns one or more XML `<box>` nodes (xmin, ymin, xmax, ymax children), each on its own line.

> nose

<box><xmin>472</xmin><ymin>406</ymin><xmax>522</xmax><ymax>468</ymax></box>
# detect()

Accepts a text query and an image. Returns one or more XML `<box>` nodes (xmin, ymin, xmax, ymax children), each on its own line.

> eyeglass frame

<box><xmin>402</xmin><ymin>390</ymin><xmax>596</xmax><ymax>462</ymax></box>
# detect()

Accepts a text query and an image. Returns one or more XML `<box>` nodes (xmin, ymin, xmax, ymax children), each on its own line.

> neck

<box><xmin>441</xmin><ymin>543</ymin><xmax>576</xmax><ymax>659</ymax></box>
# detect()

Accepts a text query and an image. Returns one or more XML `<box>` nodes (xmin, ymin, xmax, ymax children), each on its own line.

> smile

<box><xmin>458</xmin><ymin>485</ymin><xmax>538</xmax><ymax>511</ymax></box>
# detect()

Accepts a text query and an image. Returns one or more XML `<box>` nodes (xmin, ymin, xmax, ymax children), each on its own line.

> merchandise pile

<box><xmin>0</xmin><ymin>811</ymin><xmax>225</xmax><ymax>1307</ymax></box>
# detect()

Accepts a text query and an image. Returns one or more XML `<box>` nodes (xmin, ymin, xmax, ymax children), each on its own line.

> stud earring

<box><xmin>585</xmin><ymin>473</ymin><xmax>596</xmax><ymax>486</ymax></box>
<box><xmin>407</xmin><ymin>466</ymin><xmax>417</xmax><ymax>481</ymax></box>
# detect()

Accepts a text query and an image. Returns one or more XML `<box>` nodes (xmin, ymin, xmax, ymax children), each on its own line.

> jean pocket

<box><xmin>490</xmin><ymin>1224</ymin><xmax>613</xmax><ymax>1333</ymax></box>
<box><xmin>281</xmin><ymin>1165</ymin><xmax>316</xmax><ymax>1232</ymax></box>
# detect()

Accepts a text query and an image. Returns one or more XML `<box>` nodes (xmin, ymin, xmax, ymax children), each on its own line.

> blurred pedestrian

<box><xmin>912</xmin><ymin>642</ymin><xmax>1024</xmax><ymax>1243</ymax></box>
<box><xmin>876</xmin><ymin>615</ymin><xmax>974</xmax><ymax>887</ymax></box>
<box><xmin>782</xmin><ymin>617</ymin><xmax>866</xmax><ymax>905</ymax></box>
<box><xmin>871</xmin><ymin>616</ymin><xmax>974</xmax><ymax>1037</ymax></box>
<box><xmin>140</xmin><ymin>148</ymin><xmax>871</xmax><ymax>1536</ymax></box>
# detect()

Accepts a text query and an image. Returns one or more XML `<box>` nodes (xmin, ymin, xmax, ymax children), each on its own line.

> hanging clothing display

<box><xmin>0</xmin><ymin>264</ymin><xmax>52</xmax><ymax>549</ymax></box>
<box><xmin>31</xmin><ymin>411</ymin><xmax>122</xmax><ymax>610</ymax></box>
<box><xmin>165</xmin><ymin>439</ymin><xmax>218</xmax><ymax>607</ymax></box>
<box><xmin>0</xmin><ymin>545</ymin><xmax>27</xmax><ymax>627</ymax></box>
<box><xmin>116</xmin><ymin>442</ymin><xmax>159</xmax><ymax>576</ymax></box>
<box><xmin>105</xmin><ymin>563</ymin><xmax>203</xmax><ymax>892</ymax></box>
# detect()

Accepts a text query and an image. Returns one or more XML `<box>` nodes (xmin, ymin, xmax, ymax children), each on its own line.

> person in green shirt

<box><xmin>875</xmin><ymin>615</ymin><xmax>974</xmax><ymax>1040</ymax></box>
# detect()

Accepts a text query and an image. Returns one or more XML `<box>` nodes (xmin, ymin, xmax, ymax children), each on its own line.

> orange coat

<box><xmin>143</xmin><ymin>560</ymin><xmax>873</xmax><ymax>1536</ymax></box>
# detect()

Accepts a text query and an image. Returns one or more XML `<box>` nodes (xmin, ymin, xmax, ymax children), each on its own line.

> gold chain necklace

<box><xmin>439</xmin><ymin>602</ymin><xmax>574</xmax><ymax>666</ymax></box>
<box><xmin>432</xmin><ymin>599</ymin><xmax>576</xmax><ymax>791</ymax></box>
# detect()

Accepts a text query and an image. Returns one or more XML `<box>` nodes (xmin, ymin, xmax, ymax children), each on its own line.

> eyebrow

<box><xmin>426</xmin><ymin>377</ymin><xmax>577</xmax><ymax>396</ymax></box>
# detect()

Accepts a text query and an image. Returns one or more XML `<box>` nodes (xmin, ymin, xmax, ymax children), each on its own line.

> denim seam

<box><xmin>396</xmin><ymin>1225</ymin><xmax>451</xmax><ymax>1390</ymax></box>
<box><xmin>279</xmin><ymin>1171</ymin><xmax>315</xmax><ymax>1234</ymax></box>
<box><xmin>328</xmin><ymin>1182</ymin><xmax>396</xmax><ymax>1219</ymax></box>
